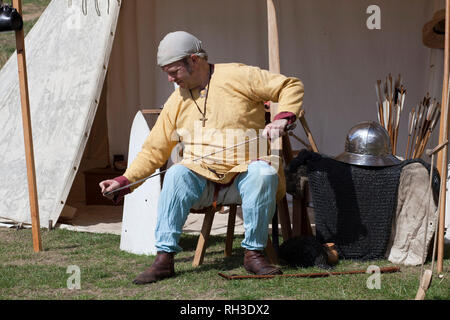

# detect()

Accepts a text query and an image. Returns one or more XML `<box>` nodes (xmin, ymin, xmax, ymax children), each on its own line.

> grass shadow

<box><xmin>178</xmin><ymin>233</ymin><xmax>229</xmax><ymax>251</ymax></box>
<box><xmin>173</xmin><ymin>234</ymin><xmax>249</xmax><ymax>275</ymax></box>
<box><xmin>174</xmin><ymin>253</ymin><xmax>245</xmax><ymax>277</ymax></box>
<box><xmin>43</xmin><ymin>245</ymin><xmax>81</xmax><ymax>251</ymax></box>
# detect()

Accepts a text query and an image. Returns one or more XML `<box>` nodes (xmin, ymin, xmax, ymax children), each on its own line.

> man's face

<box><xmin>161</xmin><ymin>58</ymin><xmax>194</xmax><ymax>89</ymax></box>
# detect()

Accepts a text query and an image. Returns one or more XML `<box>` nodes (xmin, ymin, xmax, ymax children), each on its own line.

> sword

<box><xmin>103</xmin><ymin>123</ymin><xmax>296</xmax><ymax>196</ymax></box>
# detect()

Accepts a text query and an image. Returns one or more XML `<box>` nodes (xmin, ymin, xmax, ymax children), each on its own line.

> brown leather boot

<box><xmin>244</xmin><ymin>250</ymin><xmax>282</xmax><ymax>275</ymax></box>
<box><xmin>132</xmin><ymin>251</ymin><xmax>175</xmax><ymax>285</ymax></box>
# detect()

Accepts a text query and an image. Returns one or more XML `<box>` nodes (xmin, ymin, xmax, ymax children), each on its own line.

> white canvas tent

<box><xmin>0</xmin><ymin>0</ymin><xmax>449</xmax><ymax>241</ymax></box>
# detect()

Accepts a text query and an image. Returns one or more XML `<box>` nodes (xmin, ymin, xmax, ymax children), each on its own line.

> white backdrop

<box><xmin>0</xmin><ymin>0</ymin><xmax>448</xmax><ymax>232</ymax></box>
<box><xmin>107</xmin><ymin>0</ymin><xmax>446</xmax><ymax>160</ymax></box>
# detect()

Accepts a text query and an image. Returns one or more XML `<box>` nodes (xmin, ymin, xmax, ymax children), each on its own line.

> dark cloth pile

<box><xmin>278</xmin><ymin>235</ymin><xmax>332</xmax><ymax>269</ymax></box>
<box><xmin>286</xmin><ymin>149</ymin><xmax>440</xmax><ymax>261</ymax></box>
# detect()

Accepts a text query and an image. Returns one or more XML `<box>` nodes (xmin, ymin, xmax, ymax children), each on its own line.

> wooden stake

<box><xmin>266</xmin><ymin>0</ymin><xmax>291</xmax><ymax>241</ymax></box>
<box><xmin>12</xmin><ymin>0</ymin><xmax>42</xmax><ymax>252</ymax></box>
<box><xmin>289</xmin><ymin>131</ymin><xmax>311</xmax><ymax>150</ymax></box>
<box><xmin>435</xmin><ymin>0</ymin><xmax>450</xmax><ymax>274</ymax></box>
<box><xmin>266</xmin><ymin>0</ymin><xmax>315</xmax><ymax>239</ymax></box>
<box><xmin>267</xmin><ymin>0</ymin><xmax>280</xmax><ymax>74</ymax></box>
<box><xmin>299</xmin><ymin>114</ymin><xmax>319</xmax><ymax>153</ymax></box>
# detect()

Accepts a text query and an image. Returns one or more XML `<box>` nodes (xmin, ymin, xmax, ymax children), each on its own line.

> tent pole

<box><xmin>267</xmin><ymin>0</ymin><xmax>280</xmax><ymax>121</ymax></box>
<box><xmin>12</xmin><ymin>0</ymin><xmax>42</xmax><ymax>252</ymax></box>
<box><xmin>436</xmin><ymin>0</ymin><xmax>450</xmax><ymax>274</ymax></box>
<box><xmin>267</xmin><ymin>0</ymin><xmax>280</xmax><ymax>74</ymax></box>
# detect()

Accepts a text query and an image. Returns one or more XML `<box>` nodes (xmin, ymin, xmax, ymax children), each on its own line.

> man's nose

<box><xmin>168</xmin><ymin>74</ymin><xmax>176</xmax><ymax>82</ymax></box>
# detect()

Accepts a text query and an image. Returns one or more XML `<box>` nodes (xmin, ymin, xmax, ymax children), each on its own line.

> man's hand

<box><xmin>99</xmin><ymin>179</ymin><xmax>120</xmax><ymax>200</ymax></box>
<box><xmin>262</xmin><ymin>119</ymin><xmax>288</xmax><ymax>140</ymax></box>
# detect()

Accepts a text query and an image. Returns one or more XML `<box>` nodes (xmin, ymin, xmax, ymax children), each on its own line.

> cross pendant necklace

<box><xmin>190</xmin><ymin>64</ymin><xmax>212</xmax><ymax>127</ymax></box>
<box><xmin>200</xmin><ymin>114</ymin><xmax>208</xmax><ymax>127</ymax></box>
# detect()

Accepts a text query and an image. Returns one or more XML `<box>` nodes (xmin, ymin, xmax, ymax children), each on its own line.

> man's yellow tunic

<box><xmin>123</xmin><ymin>63</ymin><xmax>304</xmax><ymax>201</ymax></box>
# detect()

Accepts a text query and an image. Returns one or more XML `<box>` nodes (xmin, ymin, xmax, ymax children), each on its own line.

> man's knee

<box><xmin>246</xmin><ymin>161</ymin><xmax>278</xmax><ymax>190</ymax></box>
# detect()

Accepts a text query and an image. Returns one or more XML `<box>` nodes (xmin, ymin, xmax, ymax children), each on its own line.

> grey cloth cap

<box><xmin>157</xmin><ymin>31</ymin><xmax>207</xmax><ymax>67</ymax></box>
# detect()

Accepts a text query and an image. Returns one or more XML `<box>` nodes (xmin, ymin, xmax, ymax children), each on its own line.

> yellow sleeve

<box><xmin>123</xmin><ymin>92</ymin><xmax>179</xmax><ymax>190</ymax></box>
<box><xmin>246</xmin><ymin>65</ymin><xmax>304</xmax><ymax>117</ymax></box>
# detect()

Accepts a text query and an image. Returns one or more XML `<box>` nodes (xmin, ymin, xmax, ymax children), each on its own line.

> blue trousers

<box><xmin>155</xmin><ymin>161</ymin><xmax>278</xmax><ymax>253</ymax></box>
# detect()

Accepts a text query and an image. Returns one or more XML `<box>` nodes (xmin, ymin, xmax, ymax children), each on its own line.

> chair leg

<box><xmin>225</xmin><ymin>205</ymin><xmax>237</xmax><ymax>257</ymax></box>
<box><xmin>300</xmin><ymin>182</ymin><xmax>314</xmax><ymax>236</ymax></box>
<box><xmin>277</xmin><ymin>196</ymin><xmax>292</xmax><ymax>240</ymax></box>
<box><xmin>271</xmin><ymin>208</ymin><xmax>279</xmax><ymax>251</ymax></box>
<box><xmin>193</xmin><ymin>210</ymin><xmax>215</xmax><ymax>267</ymax></box>
<box><xmin>265</xmin><ymin>236</ymin><xmax>279</xmax><ymax>265</ymax></box>
<box><xmin>292</xmin><ymin>196</ymin><xmax>302</xmax><ymax>237</ymax></box>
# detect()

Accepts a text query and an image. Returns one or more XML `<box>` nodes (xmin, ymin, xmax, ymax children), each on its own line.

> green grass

<box><xmin>0</xmin><ymin>0</ymin><xmax>51</xmax><ymax>68</ymax></box>
<box><xmin>0</xmin><ymin>227</ymin><xmax>448</xmax><ymax>300</ymax></box>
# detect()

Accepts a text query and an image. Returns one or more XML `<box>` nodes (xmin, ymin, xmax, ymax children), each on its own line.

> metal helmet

<box><xmin>335</xmin><ymin>121</ymin><xmax>401</xmax><ymax>167</ymax></box>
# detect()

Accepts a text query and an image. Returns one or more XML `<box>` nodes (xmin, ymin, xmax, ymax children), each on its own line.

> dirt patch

<box><xmin>23</xmin><ymin>11</ymin><xmax>42</xmax><ymax>21</ymax></box>
<box><xmin>0</xmin><ymin>228</ymin><xmax>82</xmax><ymax>267</ymax></box>
<box><xmin>4</xmin><ymin>251</ymin><xmax>73</xmax><ymax>267</ymax></box>
<box><xmin>0</xmin><ymin>228</ymin><xmax>17</xmax><ymax>244</ymax></box>
<box><xmin>23</xmin><ymin>3</ymin><xmax>47</xmax><ymax>21</ymax></box>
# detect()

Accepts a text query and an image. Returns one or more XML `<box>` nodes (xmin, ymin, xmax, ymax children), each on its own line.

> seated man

<box><xmin>100</xmin><ymin>31</ymin><xmax>304</xmax><ymax>284</ymax></box>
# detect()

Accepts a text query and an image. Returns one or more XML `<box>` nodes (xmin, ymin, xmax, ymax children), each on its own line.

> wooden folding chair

<box><xmin>191</xmin><ymin>204</ymin><xmax>278</xmax><ymax>267</ymax></box>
